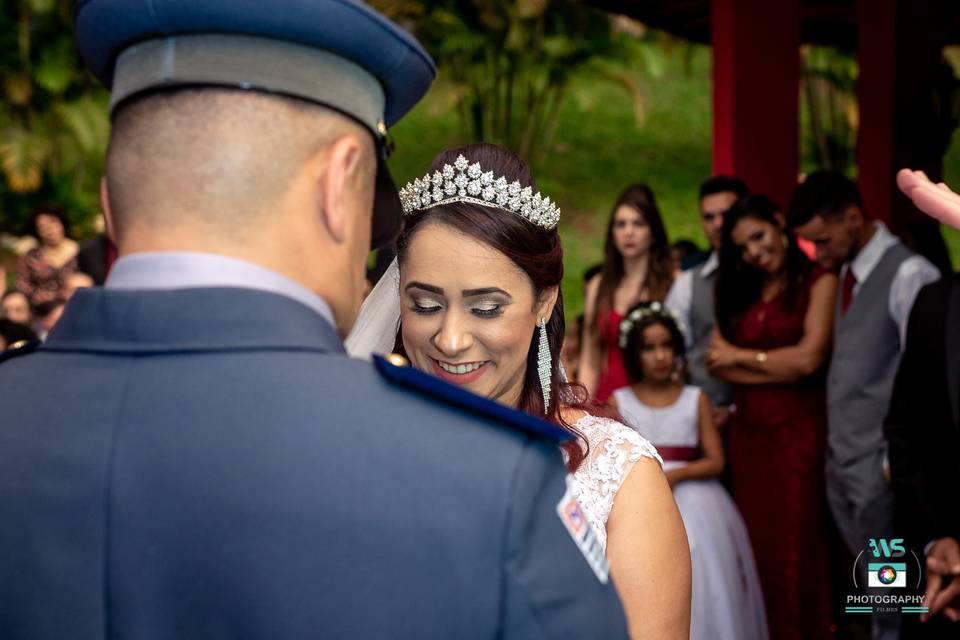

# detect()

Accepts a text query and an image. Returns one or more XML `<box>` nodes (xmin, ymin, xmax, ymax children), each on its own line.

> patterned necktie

<box><xmin>841</xmin><ymin>269</ymin><xmax>857</xmax><ymax>315</ymax></box>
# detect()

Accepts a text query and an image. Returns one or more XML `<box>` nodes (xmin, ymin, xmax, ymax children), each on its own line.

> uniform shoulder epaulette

<box><xmin>0</xmin><ymin>339</ymin><xmax>40</xmax><ymax>365</ymax></box>
<box><xmin>373</xmin><ymin>353</ymin><xmax>573</xmax><ymax>443</ymax></box>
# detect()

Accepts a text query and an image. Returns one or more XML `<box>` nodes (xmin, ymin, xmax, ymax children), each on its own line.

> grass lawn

<box><xmin>387</xmin><ymin>42</ymin><xmax>960</xmax><ymax>317</ymax></box>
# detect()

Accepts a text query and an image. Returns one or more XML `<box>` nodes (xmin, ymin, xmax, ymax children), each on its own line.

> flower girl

<box><xmin>612</xmin><ymin>302</ymin><xmax>769</xmax><ymax>640</ymax></box>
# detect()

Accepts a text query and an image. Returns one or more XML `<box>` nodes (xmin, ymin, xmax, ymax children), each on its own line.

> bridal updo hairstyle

<box><xmin>396</xmin><ymin>143</ymin><xmax>593</xmax><ymax>470</ymax></box>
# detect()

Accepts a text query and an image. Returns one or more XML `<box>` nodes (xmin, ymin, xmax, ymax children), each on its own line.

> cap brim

<box><xmin>372</xmin><ymin>152</ymin><xmax>403</xmax><ymax>249</ymax></box>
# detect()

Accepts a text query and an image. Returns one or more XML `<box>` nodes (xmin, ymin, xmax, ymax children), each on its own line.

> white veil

<box><xmin>346</xmin><ymin>257</ymin><xmax>402</xmax><ymax>360</ymax></box>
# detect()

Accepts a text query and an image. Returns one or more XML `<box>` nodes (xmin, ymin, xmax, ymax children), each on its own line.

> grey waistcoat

<box><xmin>827</xmin><ymin>241</ymin><xmax>912</xmax><ymax>463</ymax></box>
<box><xmin>688</xmin><ymin>264</ymin><xmax>734</xmax><ymax>406</ymax></box>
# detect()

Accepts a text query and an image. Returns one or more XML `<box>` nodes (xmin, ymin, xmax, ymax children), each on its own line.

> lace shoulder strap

<box><xmin>568</xmin><ymin>414</ymin><xmax>662</xmax><ymax>549</ymax></box>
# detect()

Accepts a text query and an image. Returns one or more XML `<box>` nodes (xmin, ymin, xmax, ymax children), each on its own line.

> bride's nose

<box><xmin>433</xmin><ymin>310</ymin><xmax>474</xmax><ymax>356</ymax></box>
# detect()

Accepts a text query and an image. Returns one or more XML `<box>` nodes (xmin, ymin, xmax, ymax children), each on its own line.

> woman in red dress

<box><xmin>707</xmin><ymin>195</ymin><xmax>838</xmax><ymax>639</ymax></box>
<box><xmin>580</xmin><ymin>184</ymin><xmax>673</xmax><ymax>402</ymax></box>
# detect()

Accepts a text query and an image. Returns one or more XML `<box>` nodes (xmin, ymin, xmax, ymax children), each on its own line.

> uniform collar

<box><xmin>44</xmin><ymin>287</ymin><xmax>344</xmax><ymax>356</ymax></box>
<box><xmin>106</xmin><ymin>251</ymin><xmax>337</xmax><ymax>329</ymax></box>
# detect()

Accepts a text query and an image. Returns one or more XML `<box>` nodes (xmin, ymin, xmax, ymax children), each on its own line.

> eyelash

<box><xmin>409</xmin><ymin>302</ymin><xmax>503</xmax><ymax>318</ymax></box>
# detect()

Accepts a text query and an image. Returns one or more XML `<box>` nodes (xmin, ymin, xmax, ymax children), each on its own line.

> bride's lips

<box><xmin>430</xmin><ymin>358</ymin><xmax>491</xmax><ymax>385</ymax></box>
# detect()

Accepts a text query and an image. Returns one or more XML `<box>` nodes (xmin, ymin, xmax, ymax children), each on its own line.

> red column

<box><xmin>711</xmin><ymin>0</ymin><xmax>801</xmax><ymax>208</ymax></box>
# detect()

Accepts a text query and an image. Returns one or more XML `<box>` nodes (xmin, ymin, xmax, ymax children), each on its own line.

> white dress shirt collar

<box><xmin>845</xmin><ymin>221</ymin><xmax>897</xmax><ymax>284</ymax></box>
<box><xmin>700</xmin><ymin>251</ymin><xmax>719</xmax><ymax>277</ymax></box>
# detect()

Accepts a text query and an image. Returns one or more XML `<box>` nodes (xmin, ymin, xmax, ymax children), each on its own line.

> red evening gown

<box><xmin>595</xmin><ymin>309</ymin><xmax>629</xmax><ymax>403</ymax></box>
<box><xmin>729</xmin><ymin>265</ymin><xmax>834</xmax><ymax>639</ymax></box>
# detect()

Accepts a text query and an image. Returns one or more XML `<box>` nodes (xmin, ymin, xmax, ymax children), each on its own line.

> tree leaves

<box><xmin>0</xmin><ymin>126</ymin><xmax>51</xmax><ymax>192</ymax></box>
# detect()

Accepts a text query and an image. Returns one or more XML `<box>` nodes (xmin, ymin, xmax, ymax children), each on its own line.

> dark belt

<box><xmin>655</xmin><ymin>446</ymin><xmax>700</xmax><ymax>462</ymax></box>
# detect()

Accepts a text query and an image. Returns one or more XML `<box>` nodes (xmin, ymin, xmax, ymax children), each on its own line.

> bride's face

<box><xmin>399</xmin><ymin>222</ymin><xmax>554</xmax><ymax>408</ymax></box>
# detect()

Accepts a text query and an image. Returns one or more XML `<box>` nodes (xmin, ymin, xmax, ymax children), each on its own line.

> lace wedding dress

<box><xmin>567</xmin><ymin>414</ymin><xmax>663</xmax><ymax>550</ymax></box>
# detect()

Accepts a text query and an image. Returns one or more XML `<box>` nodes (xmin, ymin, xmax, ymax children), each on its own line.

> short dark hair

<box><xmin>699</xmin><ymin>176</ymin><xmax>748</xmax><ymax>201</ymax></box>
<box><xmin>787</xmin><ymin>170</ymin><xmax>864</xmax><ymax>228</ymax></box>
<box><xmin>620</xmin><ymin>302</ymin><xmax>686</xmax><ymax>383</ymax></box>
<box><xmin>28</xmin><ymin>204</ymin><xmax>70</xmax><ymax>239</ymax></box>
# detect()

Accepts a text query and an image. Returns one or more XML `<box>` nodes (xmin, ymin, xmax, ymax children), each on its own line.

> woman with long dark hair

<box><xmin>707</xmin><ymin>195</ymin><xmax>837</xmax><ymax>640</ymax></box>
<box><xmin>348</xmin><ymin>144</ymin><xmax>690</xmax><ymax>638</ymax></box>
<box><xmin>579</xmin><ymin>184</ymin><xmax>673</xmax><ymax>402</ymax></box>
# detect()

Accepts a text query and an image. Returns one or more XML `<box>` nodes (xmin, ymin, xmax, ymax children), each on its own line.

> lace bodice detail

<box><xmin>568</xmin><ymin>414</ymin><xmax>662</xmax><ymax>550</ymax></box>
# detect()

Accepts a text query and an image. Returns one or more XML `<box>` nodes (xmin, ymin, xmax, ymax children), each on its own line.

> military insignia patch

<box><xmin>556</xmin><ymin>477</ymin><xmax>609</xmax><ymax>584</ymax></box>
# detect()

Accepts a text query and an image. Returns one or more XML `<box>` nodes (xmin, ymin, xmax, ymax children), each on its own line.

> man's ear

<box><xmin>317</xmin><ymin>134</ymin><xmax>365</xmax><ymax>244</ymax></box>
<box><xmin>774</xmin><ymin>211</ymin><xmax>787</xmax><ymax>228</ymax></box>
<box><xmin>100</xmin><ymin>176</ymin><xmax>118</xmax><ymax>244</ymax></box>
<box><xmin>844</xmin><ymin>205</ymin><xmax>864</xmax><ymax>228</ymax></box>
<box><xmin>537</xmin><ymin>285</ymin><xmax>560</xmax><ymax>322</ymax></box>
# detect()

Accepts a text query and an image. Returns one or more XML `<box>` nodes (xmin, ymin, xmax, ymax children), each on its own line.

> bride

<box><xmin>348</xmin><ymin>143</ymin><xmax>691</xmax><ymax>638</ymax></box>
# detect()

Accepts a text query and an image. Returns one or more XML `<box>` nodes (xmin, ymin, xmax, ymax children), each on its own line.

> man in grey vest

<box><xmin>790</xmin><ymin>170</ymin><xmax>940</xmax><ymax>640</ymax></box>
<box><xmin>666</xmin><ymin>176</ymin><xmax>748</xmax><ymax>428</ymax></box>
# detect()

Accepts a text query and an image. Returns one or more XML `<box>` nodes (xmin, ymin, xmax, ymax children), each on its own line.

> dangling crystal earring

<box><xmin>537</xmin><ymin>317</ymin><xmax>551</xmax><ymax>414</ymax></box>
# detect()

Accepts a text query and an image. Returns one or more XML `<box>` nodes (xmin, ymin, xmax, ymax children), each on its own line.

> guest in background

<box><xmin>666</xmin><ymin>176</ymin><xmax>748</xmax><ymax>430</ymax></box>
<box><xmin>0</xmin><ymin>318</ymin><xmax>38</xmax><ymax>351</ymax></box>
<box><xmin>16</xmin><ymin>205</ymin><xmax>78</xmax><ymax>307</ymax></box>
<box><xmin>670</xmin><ymin>239</ymin><xmax>707</xmax><ymax>273</ymax></box>
<box><xmin>580</xmin><ymin>183</ymin><xmax>673</xmax><ymax>402</ymax></box>
<box><xmin>63</xmin><ymin>272</ymin><xmax>94</xmax><ymax>301</ymax></box>
<box><xmin>76</xmin><ymin>231</ymin><xmax>117</xmax><ymax>286</ymax></box>
<box><xmin>32</xmin><ymin>299</ymin><xmax>65</xmax><ymax>340</ymax></box>
<box><xmin>708</xmin><ymin>195</ymin><xmax>837</xmax><ymax>639</ymax></box>
<box><xmin>612</xmin><ymin>302</ymin><xmax>768</xmax><ymax>640</ymax></box>
<box><xmin>789</xmin><ymin>171</ymin><xmax>939</xmax><ymax>640</ymax></box>
<box><xmin>885</xmin><ymin>273</ymin><xmax>960</xmax><ymax>638</ymax></box>
<box><xmin>1</xmin><ymin>290</ymin><xmax>32</xmax><ymax>326</ymax></box>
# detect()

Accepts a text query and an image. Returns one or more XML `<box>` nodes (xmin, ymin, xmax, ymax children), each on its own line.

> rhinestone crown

<box><xmin>398</xmin><ymin>154</ymin><xmax>561</xmax><ymax>229</ymax></box>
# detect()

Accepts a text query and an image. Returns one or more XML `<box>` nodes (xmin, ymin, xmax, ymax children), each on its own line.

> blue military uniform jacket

<box><xmin>0</xmin><ymin>287</ymin><xmax>627</xmax><ymax>639</ymax></box>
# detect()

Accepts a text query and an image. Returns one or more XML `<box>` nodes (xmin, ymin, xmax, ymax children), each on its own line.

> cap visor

<box><xmin>371</xmin><ymin>154</ymin><xmax>403</xmax><ymax>249</ymax></box>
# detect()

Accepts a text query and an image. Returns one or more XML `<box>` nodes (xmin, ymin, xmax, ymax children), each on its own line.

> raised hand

<box><xmin>897</xmin><ymin>169</ymin><xmax>960</xmax><ymax>230</ymax></box>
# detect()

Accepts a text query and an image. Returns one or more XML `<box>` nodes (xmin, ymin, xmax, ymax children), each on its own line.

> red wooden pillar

<box><xmin>711</xmin><ymin>0</ymin><xmax>801</xmax><ymax>208</ymax></box>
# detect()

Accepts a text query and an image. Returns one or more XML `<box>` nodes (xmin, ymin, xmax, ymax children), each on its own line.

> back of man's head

<box><xmin>105</xmin><ymin>88</ymin><xmax>370</xmax><ymax>244</ymax></box>
<box><xmin>699</xmin><ymin>176</ymin><xmax>748</xmax><ymax>202</ymax></box>
<box><xmin>787</xmin><ymin>170</ymin><xmax>864</xmax><ymax>228</ymax></box>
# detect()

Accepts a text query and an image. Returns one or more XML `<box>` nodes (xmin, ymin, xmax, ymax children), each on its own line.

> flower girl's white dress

<box><xmin>612</xmin><ymin>385</ymin><xmax>769</xmax><ymax>640</ymax></box>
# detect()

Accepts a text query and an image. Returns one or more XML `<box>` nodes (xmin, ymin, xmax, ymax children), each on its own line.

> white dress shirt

<box><xmin>665</xmin><ymin>251</ymin><xmax>717</xmax><ymax>349</ymax></box>
<box><xmin>841</xmin><ymin>222</ymin><xmax>940</xmax><ymax>349</ymax></box>
<box><xmin>105</xmin><ymin>251</ymin><xmax>337</xmax><ymax>329</ymax></box>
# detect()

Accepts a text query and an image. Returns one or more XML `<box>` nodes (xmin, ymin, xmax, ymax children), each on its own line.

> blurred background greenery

<box><xmin>1</xmin><ymin>0</ymin><xmax>958</xmax><ymax>313</ymax></box>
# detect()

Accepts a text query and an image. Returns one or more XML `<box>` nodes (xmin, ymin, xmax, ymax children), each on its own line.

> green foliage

<box><xmin>0</xmin><ymin>0</ymin><xmax>110</xmax><ymax>238</ymax></box>
<box><xmin>371</xmin><ymin>0</ymin><xmax>661</xmax><ymax>165</ymax></box>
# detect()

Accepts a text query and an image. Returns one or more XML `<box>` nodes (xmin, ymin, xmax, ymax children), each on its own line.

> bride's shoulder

<box><xmin>568</xmin><ymin>411</ymin><xmax>663</xmax><ymax>467</ymax></box>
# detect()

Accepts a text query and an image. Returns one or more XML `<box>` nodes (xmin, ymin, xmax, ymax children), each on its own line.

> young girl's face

<box><xmin>639</xmin><ymin>322</ymin><xmax>676</xmax><ymax>382</ymax></box>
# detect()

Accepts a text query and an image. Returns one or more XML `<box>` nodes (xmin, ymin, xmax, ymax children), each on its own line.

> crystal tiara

<box><xmin>398</xmin><ymin>154</ymin><xmax>561</xmax><ymax>229</ymax></box>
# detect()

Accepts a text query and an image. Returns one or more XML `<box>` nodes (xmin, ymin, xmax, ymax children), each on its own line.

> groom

<box><xmin>0</xmin><ymin>1</ymin><xmax>628</xmax><ymax>638</ymax></box>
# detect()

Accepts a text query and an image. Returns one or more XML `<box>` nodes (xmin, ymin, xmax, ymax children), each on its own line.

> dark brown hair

<box><xmin>396</xmin><ymin>143</ymin><xmax>601</xmax><ymax>470</ymax></box>
<box><xmin>715</xmin><ymin>194</ymin><xmax>814</xmax><ymax>341</ymax></box>
<box><xmin>594</xmin><ymin>184</ymin><xmax>673</xmax><ymax>323</ymax></box>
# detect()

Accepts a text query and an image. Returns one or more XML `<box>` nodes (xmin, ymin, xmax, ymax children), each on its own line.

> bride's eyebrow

<box><xmin>463</xmin><ymin>287</ymin><xmax>511</xmax><ymax>299</ymax></box>
<box><xmin>405</xmin><ymin>282</ymin><xmax>443</xmax><ymax>294</ymax></box>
